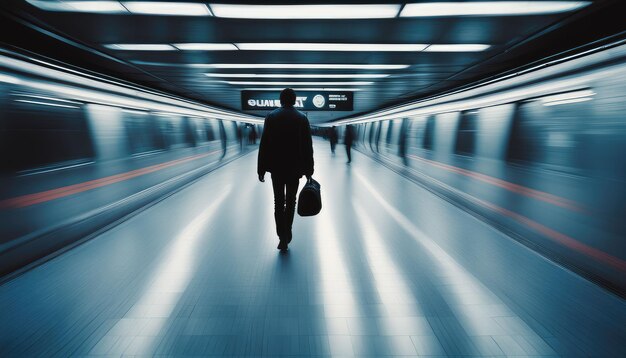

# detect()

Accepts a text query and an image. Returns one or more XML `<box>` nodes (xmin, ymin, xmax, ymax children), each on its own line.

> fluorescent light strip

<box><xmin>400</xmin><ymin>1</ymin><xmax>591</xmax><ymax>17</ymax></box>
<box><xmin>543</xmin><ymin>97</ymin><xmax>593</xmax><ymax>106</ymax></box>
<box><xmin>189</xmin><ymin>63</ymin><xmax>409</xmax><ymax>70</ymax></box>
<box><xmin>243</xmin><ymin>88</ymin><xmax>362</xmax><ymax>91</ymax></box>
<box><xmin>205</xmin><ymin>73</ymin><xmax>389</xmax><ymax>78</ymax></box>
<box><xmin>425</xmin><ymin>44</ymin><xmax>491</xmax><ymax>52</ymax></box>
<box><xmin>15</xmin><ymin>99</ymin><xmax>80</xmax><ymax>109</ymax></box>
<box><xmin>121</xmin><ymin>2</ymin><xmax>212</xmax><ymax>16</ymax></box>
<box><xmin>223</xmin><ymin>81</ymin><xmax>374</xmax><ymax>86</ymax></box>
<box><xmin>209</xmin><ymin>4</ymin><xmax>401</xmax><ymax>19</ymax></box>
<box><xmin>173</xmin><ymin>43</ymin><xmax>238</xmax><ymax>51</ymax></box>
<box><xmin>110</xmin><ymin>43</ymin><xmax>489</xmax><ymax>52</ymax></box>
<box><xmin>236</xmin><ymin>43</ymin><xmax>429</xmax><ymax>52</ymax></box>
<box><xmin>67</xmin><ymin>1</ymin><xmax>127</xmax><ymax>13</ymax></box>
<box><xmin>104</xmin><ymin>44</ymin><xmax>177</xmax><ymax>51</ymax></box>
<box><xmin>26</xmin><ymin>0</ymin><xmax>128</xmax><ymax>13</ymax></box>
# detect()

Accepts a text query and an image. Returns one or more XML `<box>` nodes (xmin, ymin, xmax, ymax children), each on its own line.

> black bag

<box><xmin>297</xmin><ymin>178</ymin><xmax>322</xmax><ymax>216</ymax></box>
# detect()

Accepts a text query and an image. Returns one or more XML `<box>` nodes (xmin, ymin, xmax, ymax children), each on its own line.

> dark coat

<box><xmin>257</xmin><ymin>106</ymin><xmax>314</xmax><ymax>178</ymax></box>
<box><xmin>344</xmin><ymin>125</ymin><xmax>355</xmax><ymax>145</ymax></box>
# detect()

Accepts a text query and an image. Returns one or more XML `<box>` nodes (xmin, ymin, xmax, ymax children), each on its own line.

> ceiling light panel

<box><xmin>67</xmin><ymin>1</ymin><xmax>128</xmax><ymax>13</ymax></box>
<box><xmin>104</xmin><ymin>44</ymin><xmax>177</xmax><ymax>51</ymax></box>
<box><xmin>209</xmin><ymin>4</ymin><xmax>401</xmax><ymax>19</ymax></box>
<box><xmin>26</xmin><ymin>0</ymin><xmax>128</xmax><ymax>13</ymax></box>
<box><xmin>400</xmin><ymin>1</ymin><xmax>591</xmax><ymax>17</ymax></box>
<box><xmin>122</xmin><ymin>2</ymin><xmax>213</xmax><ymax>16</ymax></box>
<box><xmin>173</xmin><ymin>43</ymin><xmax>238</xmax><ymax>50</ymax></box>
<box><xmin>235</xmin><ymin>43</ymin><xmax>428</xmax><ymax>52</ymax></box>
<box><xmin>223</xmin><ymin>81</ymin><xmax>374</xmax><ymax>86</ymax></box>
<box><xmin>189</xmin><ymin>63</ymin><xmax>410</xmax><ymax>70</ymax></box>
<box><xmin>425</xmin><ymin>44</ymin><xmax>491</xmax><ymax>52</ymax></box>
<box><xmin>205</xmin><ymin>73</ymin><xmax>389</xmax><ymax>78</ymax></box>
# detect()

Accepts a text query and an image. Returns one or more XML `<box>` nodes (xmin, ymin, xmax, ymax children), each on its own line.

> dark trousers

<box><xmin>346</xmin><ymin>143</ymin><xmax>352</xmax><ymax>162</ymax></box>
<box><xmin>271</xmin><ymin>174</ymin><xmax>300</xmax><ymax>242</ymax></box>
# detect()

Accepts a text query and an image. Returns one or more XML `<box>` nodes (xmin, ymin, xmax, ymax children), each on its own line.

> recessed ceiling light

<box><xmin>400</xmin><ymin>1</ymin><xmax>591</xmax><ymax>17</ymax></box>
<box><xmin>223</xmin><ymin>81</ymin><xmax>374</xmax><ymax>86</ymax></box>
<box><xmin>209</xmin><ymin>4</ymin><xmax>401</xmax><ymax>19</ymax></box>
<box><xmin>424</xmin><ymin>44</ymin><xmax>491</xmax><ymax>52</ymax></box>
<box><xmin>188</xmin><ymin>63</ymin><xmax>410</xmax><ymax>70</ymax></box>
<box><xmin>235</xmin><ymin>43</ymin><xmax>429</xmax><ymax>52</ymax></box>
<box><xmin>122</xmin><ymin>2</ymin><xmax>213</xmax><ymax>16</ymax></box>
<box><xmin>67</xmin><ymin>1</ymin><xmax>128</xmax><ymax>13</ymax></box>
<box><xmin>205</xmin><ymin>73</ymin><xmax>389</xmax><ymax>78</ymax></box>
<box><xmin>104</xmin><ymin>44</ymin><xmax>177</xmax><ymax>51</ymax></box>
<box><xmin>26</xmin><ymin>0</ymin><xmax>128</xmax><ymax>13</ymax></box>
<box><xmin>173</xmin><ymin>43</ymin><xmax>238</xmax><ymax>51</ymax></box>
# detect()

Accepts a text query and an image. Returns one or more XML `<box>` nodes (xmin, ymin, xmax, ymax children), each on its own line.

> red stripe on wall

<box><xmin>407</xmin><ymin>154</ymin><xmax>584</xmax><ymax>212</ymax></box>
<box><xmin>0</xmin><ymin>151</ymin><xmax>218</xmax><ymax>209</ymax></box>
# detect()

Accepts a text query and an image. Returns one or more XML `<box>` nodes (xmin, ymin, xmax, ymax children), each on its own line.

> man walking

<box><xmin>258</xmin><ymin>88</ymin><xmax>314</xmax><ymax>251</ymax></box>
<box><xmin>344</xmin><ymin>124</ymin><xmax>355</xmax><ymax>163</ymax></box>
<box><xmin>328</xmin><ymin>126</ymin><xmax>338</xmax><ymax>154</ymax></box>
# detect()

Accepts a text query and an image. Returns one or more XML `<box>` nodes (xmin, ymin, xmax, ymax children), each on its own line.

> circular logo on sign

<box><xmin>312</xmin><ymin>94</ymin><xmax>325</xmax><ymax>108</ymax></box>
<box><xmin>247</xmin><ymin>99</ymin><xmax>256</xmax><ymax>107</ymax></box>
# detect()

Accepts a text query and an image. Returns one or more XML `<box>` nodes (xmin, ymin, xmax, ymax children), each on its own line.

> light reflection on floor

<box><xmin>95</xmin><ymin>186</ymin><xmax>232</xmax><ymax>355</ymax></box>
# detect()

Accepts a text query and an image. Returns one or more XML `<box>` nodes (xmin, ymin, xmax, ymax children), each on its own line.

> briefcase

<box><xmin>297</xmin><ymin>177</ymin><xmax>322</xmax><ymax>216</ymax></box>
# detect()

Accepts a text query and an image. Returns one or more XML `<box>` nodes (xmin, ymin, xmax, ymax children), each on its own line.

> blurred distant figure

<box><xmin>237</xmin><ymin>124</ymin><xmax>244</xmax><ymax>150</ymax></box>
<box><xmin>219</xmin><ymin>120</ymin><xmax>227</xmax><ymax>159</ymax></box>
<box><xmin>249</xmin><ymin>125</ymin><xmax>257</xmax><ymax>144</ymax></box>
<box><xmin>328</xmin><ymin>126</ymin><xmax>338</xmax><ymax>154</ymax></box>
<box><xmin>344</xmin><ymin>124</ymin><xmax>355</xmax><ymax>163</ymax></box>
<box><xmin>399</xmin><ymin>119</ymin><xmax>409</xmax><ymax>165</ymax></box>
<box><xmin>258</xmin><ymin>88</ymin><xmax>314</xmax><ymax>251</ymax></box>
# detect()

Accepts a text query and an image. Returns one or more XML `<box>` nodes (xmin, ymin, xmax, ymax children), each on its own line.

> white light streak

<box><xmin>104</xmin><ymin>44</ymin><xmax>177</xmax><ymax>51</ymax></box>
<box><xmin>400</xmin><ymin>1</ymin><xmax>591</xmax><ymax>17</ymax></box>
<box><xmin>223</xmin><ymin>81</ymin><xmax>373</xmax><ymax>86</ymax></box>
<box><xmin>425</xmin><ymin>44</ymin><xmax>491</xmax><ymax>52</ymax></box>
<box><xmin>210</xmin><ymin>4</ymin><xmax>401</xmax><ymax>19</ymax></box>
<box><xmin>172</xmin><ymin>43</ymin><xmax>238</xmax><ymax>51</ymax></box>
<box><xmin>122</xmin><ymin>2</ymin><xmax>212</xmax><ymax>16</ymax></box>
<box><xmin>15</xmin><ymin>99</ymin><xmax>80</xmax><ymax>109</ymax></box>
<box><xmin>543</xmin><ymin>96</ymin><xmax>593</xmax><ymax>106</ymax></box>
<box><xmin>235</xmin><ymin>43</ymin><xmax>429</xmax><ymax>52</ymax></box>
<box><xmin>205</xmin><ymin>73</ymin><xmax>389</xmax><ymax>79</ymax></box>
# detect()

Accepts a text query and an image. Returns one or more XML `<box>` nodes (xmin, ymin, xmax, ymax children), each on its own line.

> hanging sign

<box><xmin>242</xmin><ymin>91</ymin><xmax>353</xmax><ymax>111</ymax></box>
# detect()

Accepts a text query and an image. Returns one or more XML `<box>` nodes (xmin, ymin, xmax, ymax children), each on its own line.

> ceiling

<box><xmin>1</xmin><ymin>0</ymin><xmax>624</xmax><ymax>124</ymax></box>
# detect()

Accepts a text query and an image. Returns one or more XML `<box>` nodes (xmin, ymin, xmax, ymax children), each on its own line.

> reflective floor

<box><xmin>1</xmin><ymin>140</ymin><xmax>625</xmax><ymax>357</ymax></box>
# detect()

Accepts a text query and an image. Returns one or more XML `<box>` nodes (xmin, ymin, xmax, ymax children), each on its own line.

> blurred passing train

<box><xmin>0</xmin><ymin>49</ymin><xmax>261</xmax><ymax>277</ymax></box>
<box><xmin>335</xmin><ymin>41</ymin><xmax>626</xmax><ymax>295</ymax></box>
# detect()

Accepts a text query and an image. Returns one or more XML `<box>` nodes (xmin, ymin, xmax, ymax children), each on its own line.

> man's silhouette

<box><xmin>258</xmin><ymin>88</ymin><xmax>314</xmax><ymax>251</ymax></box>
<box><xmin>344</xmin><ymin>124</ymin><xmax>355</xmax><ymax>163</ymax></box>
<box><xmin>328</xmin><ymin>126</ymin><xmax>338</xmax><ymax>154</ymax></box>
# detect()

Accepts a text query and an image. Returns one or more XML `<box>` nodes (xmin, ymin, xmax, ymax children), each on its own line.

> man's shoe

<box><xmin>277</xmin><ymin>241</ymin><xmax>288</xmax><ymax>251</ymax></box>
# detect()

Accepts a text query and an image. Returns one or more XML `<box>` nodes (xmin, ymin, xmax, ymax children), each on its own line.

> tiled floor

<box><xmin>1</xmin><ymin>140</ymin><xmax>625</xmax><ymax>357</ymax></box>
